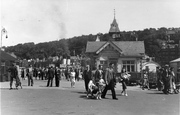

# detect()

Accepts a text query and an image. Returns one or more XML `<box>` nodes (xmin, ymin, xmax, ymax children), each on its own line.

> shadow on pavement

<box><xmin>71</xmin><ymin>91</ymin><xmax>86</xmax><ymax>94</ymax></box>
<box><xmin>79</xmin><ymin>95</ymin><xmax>98</xmax><ymax>100</ymax></box>
<box><xmin>22</xmin><ymin>85</ymin><xmax>28</xmax><ymax>86</ymax></box>
<box><xmin>71</xmin><ymin>91</ymin><xmax>98</xmax><ymax>100</ymax></box>
<box><xmin>39</xmin><ymin>85</ymin><xmax>48</xmax><ymax>87</ymax></box>
<box><xmin>146</xmin><ymin>92</ymin><xmax>164</xmax><ymax>95</ymax></box>
<box><xmin>0</xmin><ymin>88</ymin><xmax>19</xmax><ymax>90</ymax></box>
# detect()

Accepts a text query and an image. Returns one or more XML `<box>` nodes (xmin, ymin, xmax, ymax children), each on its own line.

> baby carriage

<box><xmin>174</xmin><ymin>82</ymin><xmax>180</xmax><ymax>94</ymax></box>
<box><xmin>15</xmin><ymin>76</ymin><xmax>22</xmax><ymax>89</ymax></box>
<box><xmin>87</xmin><ymin>80</ymin><xmax>99</xmax><ymax>98</ymax></box>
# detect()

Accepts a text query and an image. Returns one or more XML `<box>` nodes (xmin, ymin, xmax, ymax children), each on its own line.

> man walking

<box><xmin>28</xmin><ymin>65</ymin><xmax>34</xmax><ymax>86</ymax></box>
<box><xmin>55</xmin><ymin>67</ymin><xmax>60</xmax><ymax>87</ymax></box>
<box><xmin>101</xmin><ymin>63</ymin><xmax>118</xmax><ymax>100</ymax></box>
<box><xmin>162</xmin><ymin>65</ymin><xmax>170</xmax><ymax>94</ymax></box>
<box><xmin>9</xmin><ymin>63</ymin><xmax>18</xmax><ymax>90</ymax></box>
<box><xmin>94</xmin><ymin>65</ymin><xmax>104</xmax><ymax>85</ymax></box>
<box><xmin>83</xmin><ymin>65</ymin><xmax>92</xmax><ymax>92</ymax></box>
<box><xmin>47</xmin><ymin>66</ymin><xmax>54</xmax><ymax>87</ymax></box>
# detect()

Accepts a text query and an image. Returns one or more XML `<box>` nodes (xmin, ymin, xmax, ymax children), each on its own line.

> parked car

<box><xmin>116</xmin><ymin>72</ymin><xmax>141</xmax><ymax>86</ymax></box>
<box><xmin>128</xmin><ymin>72</ymin><xmax>141</xmax><ymax>85</ymax></box>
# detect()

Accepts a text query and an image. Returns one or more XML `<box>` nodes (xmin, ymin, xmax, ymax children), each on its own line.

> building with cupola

<box><xmin>85</xmin><ymin>11</ymin><xmax>145</xmax><ymax>74</ymax></box>
<box><xmin>109</xmin><ymin>14</ymin><xmax>121</xmax><ymax>41</ymax></box>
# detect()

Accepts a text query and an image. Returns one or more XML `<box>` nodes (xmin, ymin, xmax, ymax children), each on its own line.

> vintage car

<box><xmin>116</xmin><ymin>72</ymin><xmax>141</xmax><ymax>86</ymax></box>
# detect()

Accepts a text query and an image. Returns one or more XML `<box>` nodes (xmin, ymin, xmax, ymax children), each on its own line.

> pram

<box><xmin>174</xmin><ymin>82</ymin><xmax>180</xmax><ymax>94</ymax></box>
<box><xmin>87</xmin><ymin>80</ymin><xmax>99</xmax><ymax>98</ymax></box>
<box><xmin>15</xmin><ymin>76</ymin><xmax>22</xmax><ymax>89</ymax></box>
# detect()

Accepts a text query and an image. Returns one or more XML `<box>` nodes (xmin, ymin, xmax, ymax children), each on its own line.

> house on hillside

<box><xmin>85</xmin><ymin>13</ymin><xmax>145</xmax><ymax>73</ymax></box>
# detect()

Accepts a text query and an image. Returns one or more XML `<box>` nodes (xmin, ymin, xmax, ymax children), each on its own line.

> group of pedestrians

<box><xmin>8</xmin><ymin>64</ymin><xmax>63</xmax><ymax>89</ymax></box>
<box><xmin>8</xmin><ymin>63</ymin><xmax>21</xmax><ymax>90</ymax></box>
<box><xmin>156</xmin><ymin>65</ymin><xmax>178</xmax><ymax>94</ymax></box>
<box><xmin>83</xmin><ymin>63</ymin><xmax>130</xmax><ymax>100</ymax></box>
<box><xmin>46</xmin><ymin>66</ymin><xmax>61</xmax><ymax>87</ymax></box>
<box><xmin>8</xmin><ymin>62</ymin><xmax>178</xmax><ymax>98</ymax></box>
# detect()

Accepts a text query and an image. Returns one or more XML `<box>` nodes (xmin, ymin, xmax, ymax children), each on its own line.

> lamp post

<box><xmin>0</xmin><ymin>27</ymin><xmax>8</xmax><ymax>78</ymax></box>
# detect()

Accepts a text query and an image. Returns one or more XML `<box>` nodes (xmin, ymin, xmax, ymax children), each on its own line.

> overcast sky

<box><xmin>1</xmin><ymin>0</ymin><xmax>180</xmax><ymax>46</ymax></box>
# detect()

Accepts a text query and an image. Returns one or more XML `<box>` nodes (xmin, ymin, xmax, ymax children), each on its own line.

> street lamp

<box><xmin>0</xmin><ymin>27</ymin><xmax>8</xmax><ymax>78</ymax></box>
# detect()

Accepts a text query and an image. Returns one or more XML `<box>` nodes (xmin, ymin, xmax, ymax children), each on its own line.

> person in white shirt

<box><xmin>70</xmin><ymin>68</ymin><xmax>76</xmax><ymax>88</ymax></box>
<box><xmin>27</xmin><ymin>65</ymin><xmax>34</xmax><ymax>86</ymax></box>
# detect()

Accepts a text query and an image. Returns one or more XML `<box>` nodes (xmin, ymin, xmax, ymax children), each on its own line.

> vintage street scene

<box><xmin>1</xmin><ymin>0</ymin><xmax>180</xmax><ymax>115</ymax></box>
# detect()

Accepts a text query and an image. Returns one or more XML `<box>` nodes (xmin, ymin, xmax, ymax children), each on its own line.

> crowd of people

<box><xmin>141</xmin><ymin>65</ymin><xmax>179</xmax><ymax>94</ymax></box>
<box><xmin>156</xmin><ymin>65</ymin><xmax>179</xmax><ymax>94</ymax></box>
<box><xmin>8</xmin><ymin>63</ymin><xmax>83</xmax><ymax>89</ymax></box>
<box><xmin>7</xmin><ymin>62</ymin><xmax>179</xmax><ymax>99</ymax></box>
<box><xmin>83</xmin><ymin>63</ymin><xmax>131</xmax><ymax>100</ymax></box>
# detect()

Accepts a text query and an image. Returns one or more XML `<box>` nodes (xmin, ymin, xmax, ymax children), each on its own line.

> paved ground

<box><xmin>0</xmin><ymin>79</ymin><xmax>180</xmax><ymax>115</ymax></box>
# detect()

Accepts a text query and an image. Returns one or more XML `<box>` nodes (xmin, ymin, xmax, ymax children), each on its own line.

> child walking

<box><xmin>96</xmin><ymin>75</ymin><xmax>106</xmax><ymax>100</ymax></box>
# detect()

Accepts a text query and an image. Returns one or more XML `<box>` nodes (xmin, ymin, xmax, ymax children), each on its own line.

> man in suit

<box><xmin>162</xmin><ymin>65</ymin><xmax>170</xmax><ymax>94</ymax></box>
<box><xmin>94</xmin><ymin>65</ymin><xmax>104</xmax><ymax>85</ymax></box>
<box><xmin>83</xmin><ymin>65</ymin><xmax>92</xmax><ymax>92</ymax></box>
<box><xmin>101</xmin><ymin>63</ymin><xmax>118</xmax><ymax>100</ymax></box>
<box><xmin>9</xmin><ymin>63</ymin><xmax>18</xmax><ymax>90</ymax></box>
<box><xmin>47</xmin><ymin>66</ymin><xmax>55</xmax><ymax>87</ymax></box>
<box><xmin>55</xmin><ymin>67</ymin><xmax>60</xmax><ymax>87</ymax></box>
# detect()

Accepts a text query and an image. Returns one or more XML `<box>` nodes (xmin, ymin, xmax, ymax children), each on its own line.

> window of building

<box><xmin>100</xmin><ymin>60</ymin><xmax>108</xmax><ymax>70</ymax></box>
<box><xmin>100</xmin><ymin>60</ymin><xmax>108</xmax><ymax>65</ymax></box>
<box><xmin>122</xmin><ymin>60</ymin><xmax>135</xmax><ymax>72</ymax></box>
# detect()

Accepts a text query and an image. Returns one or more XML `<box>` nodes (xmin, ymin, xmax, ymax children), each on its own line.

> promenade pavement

<box><xmin>0</xmin><ymin>78</ymin><xmax>179</xmax><ymax>115</ymax></box>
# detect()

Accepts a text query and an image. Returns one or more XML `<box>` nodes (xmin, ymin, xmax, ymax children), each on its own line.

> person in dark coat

<box><xmin>162</xmin><ymin>65</ymin><xmax>170</xmax><ymax>94</ymax></box>
<box><xmin>83</xmin><ymin>65</ymin><xmax>92</xmax><ymax>92</ymax></box>
<box><xmin>47</xmin><ymin>66</ymin><xmax>55</xmax><ymax>87</ymax></box>
<box><xmin>101</xmin><ymin>63</ymin><xmax>118</xmax><ymax>100</ymax></box>
<box><xmin>9</xmin><ymin>63</ymin><xmax>18</xmax><ymax>90</ymax></box>
<box><xmin>75</xmin><ymin>68</ymin><xmax>79</xmax><ymax>81</ymax></box>
<box><xmin>55</xmin><ymin>67</ymin><xmax>60</xmax><ymax>87</ymax></box>
<box><xmin>94</xmin><ymin>65</ymin><xmax>104</xmax><ymax>86</ymax></box>
<box><xmin>33</xmin><ymin>68</ymin><xmax>38</xmax><ymax>80</ymax></box>
<box><xmin>21</xmin><ymin>68</ymin><xmax>25</xmax><ymax>80</ymax></box>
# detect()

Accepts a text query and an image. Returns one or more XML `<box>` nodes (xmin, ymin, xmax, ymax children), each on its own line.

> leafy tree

<box><xmin>4</xmin><ymin>27</ymin><xmax>180</xmax><ymax>66</ymax></box>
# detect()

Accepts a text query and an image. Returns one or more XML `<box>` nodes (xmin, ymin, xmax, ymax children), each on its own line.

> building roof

<box><xmin>1</xmin><ymin>50</ymin><xmax>17</xmax><ymax>62</ymax></box>
<box><xmin>109</xmin><ymin>18</ymin><xmax>120</xmax><ymax>33</ymax></box>
<box><xmin>86</xmin><ymin>41</ymin><xmax>145</xmax><ymax>57</ymax></box>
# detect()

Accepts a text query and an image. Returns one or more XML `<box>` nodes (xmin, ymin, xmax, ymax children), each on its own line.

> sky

<box><xmin>1</xmin><ymin>0</ymin><xmax>180</xmax><ymax>47</ymax></box>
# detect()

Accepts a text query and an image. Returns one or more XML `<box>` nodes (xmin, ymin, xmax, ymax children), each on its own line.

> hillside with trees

<box><xmin>4</xmin><ymin>27</ymin><xmax>180</xmax><ymax>64</ymax></box>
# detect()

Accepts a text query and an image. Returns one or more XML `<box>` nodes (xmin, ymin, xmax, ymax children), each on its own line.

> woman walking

<box><xmin>120</xmin><ymin>68</ymin><xmax>130</xmax><ymax>96</ymax></box>
<box><xmin>70</xmin><ymin>68</ymin><xmax>76</xmax><ymax>88</ymax></box>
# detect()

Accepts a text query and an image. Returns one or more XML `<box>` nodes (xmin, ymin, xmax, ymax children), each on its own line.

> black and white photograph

<box><xmin>0</xmin><ymin>0</ymin><xmax>180</xmax><ymax>115</ymax></box>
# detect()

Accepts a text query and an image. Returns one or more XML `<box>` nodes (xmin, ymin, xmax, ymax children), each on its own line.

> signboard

<box><xmin>1</xmin><ymin>62</ymin><xmax>5</xmax><ymax>66</ymax></box>
<box><xmin>49</xmin><ymin>64</ymin><xmax>55</xmax><ymax>67</ymax></box>
<box><xmin>60</xmin><ymin>64</ymin><xmax>66</xmax><ymax>68</ymax></box>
